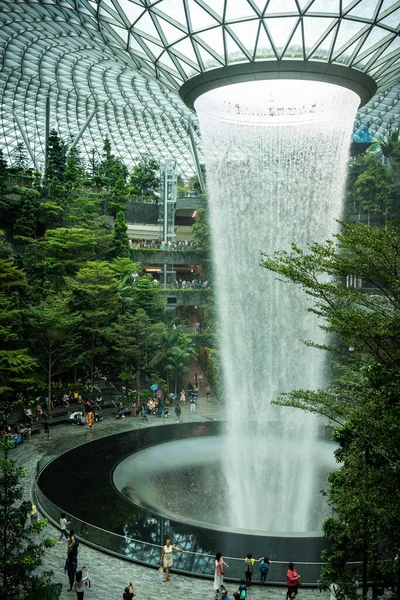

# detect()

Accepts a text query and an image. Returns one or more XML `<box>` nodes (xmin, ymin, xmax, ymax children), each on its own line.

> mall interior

<box><xmin>0</xmin><ymin>1</ymin><xmax>399</xmax><ymax>599</ymax></box>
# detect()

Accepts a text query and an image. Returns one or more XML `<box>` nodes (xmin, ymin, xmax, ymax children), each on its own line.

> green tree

<box><xmin>129</xmin><ymin>154</ymin><xmax>159</xmax><ymax>202</ymax></box>
<box><xmin>262</xmin><ymin>222</ymin><xmax>400</xmax><ymax>598</ymax></box>
<box><xmin>64</xmin><ymin>147</ymin><xmax>85</xmax><ymax>194</ymax></box>
<box><xmin>129</xmin><ymin>276</ymin><xmax>165</xmax><ymax>322</ymax></box>
<box><xmin>13</xmin><ymin>188</ymin><xmax>40</xmax><ymax>239</ymax></box>
<box><xmin>110</xmin><ymin>211</ymin><xmax>129</xmax><ymax>259</ymax></box>
<box><xmin>106</xmin><ymin>309</ymin><xmax>164</xmax><ymax>402</ymax></box>
<box><xmin>0</xmin><ymin>149</ymin><xmax>9</xmax><ymax>211</ymax></box>
<box><xmin>353</xmin><ymin>154</ymin><xmax>397</xmax><ymax>224</ymax></box>
<box><xmin>164</xmin><ymin>329</ymin><xmax>196</xmax><ymax>393</ymax></box>
<box><xmin>27</xmin><ymin>296</ymin><xmax>81</xmax><ymax>406</ymax></box>
<box><xmin>44</xmin><ymin>129</ymin><xmax>66</xmax><ymax>183</ymax></box>
<box><xmin>0</xmin><ymin>437</ymin><xmax>55</xmax><ymax>599</ymax></box>
<box><xmin>66</xmin><ymin>261</ymin><xmax>122</xmax><ymax>382</ymax></box>
<box><xmin>11</xmin><ymin>142</ymin><xmax>28</xmax><ymax>170</ymax></box>
<box><xmin>97</xmin><ymin>137</ymin><xmax>129</xmax><ymax>215</ymax></box>
<box><xmin>0</xmin><ymin>235</ymin><xmax>37</xmax><ymax>419</ymax></box>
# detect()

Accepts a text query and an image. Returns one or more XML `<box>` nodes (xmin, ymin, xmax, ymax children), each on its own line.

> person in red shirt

<box><xmin>286</xmin><ymin>562</ymin><xmax>301</xmax><ymax>598</ymax></box>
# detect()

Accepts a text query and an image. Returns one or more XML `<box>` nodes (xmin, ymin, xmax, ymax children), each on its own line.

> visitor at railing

<box><xmin>172</xmin><ymin>278</ymin><xmax>210</xmax><ymax>289</ymax></box>
<box><xmin>129</xmin><ymin>238</ymin><xmax>202</xmax><ymax>251</ymax></box>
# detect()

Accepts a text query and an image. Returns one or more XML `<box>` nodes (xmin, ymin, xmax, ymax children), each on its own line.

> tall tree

<box><xmin>352</xmin><ymin>154</ymin><xmax>398</xmax><ymax>224</ymax></box>
<box><xmin>262</xmin><ymin>222</ymin><xmax>400</xmax><ymax>598</ymax></box>
<box><xmin>110</xmin><ymin>210</ymin><xmax>129</xmax><ymax>259</ymax></box>
<box><xmin>129</xmin><ymin>154</ymin><xmax>159</xmax><ymax>202</ymax></box>
<box><xmin>27</xmin><ymin>295</ymin><xmax>81</xmax><ymax>406</ymax></box>
<box><xmin>0</xmin><ymin>149</ymin><xmax>9</xmax><ymax>211</ymax></box>
<box><xmin>129</xmin><ymin>275</ymin><xmax>165</xmax><ymax>322</ymax></box>
<box><xmin>66</xmin><ymin>261</ymin><xmax>122</xmax><ymax>382</ymax></box>
<box><xmin>11</xmin><ymin>142</ymin><xmax>28</xmax><ymax>170</ymax></box>
<box><xmin>106</xmin><ymin>309</ymin><xmax>164</xmax><ymax>402</ymax></box>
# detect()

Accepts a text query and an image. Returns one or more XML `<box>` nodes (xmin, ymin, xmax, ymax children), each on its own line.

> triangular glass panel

<box><xmin>283</xmin><ymin>20</ymin><xmax>304</xmax><ymax>58</ymax></box>
<box><xmin>225</xmin><ymin>0</ymin><xmax>256</xmax><ymax>21</ymax></box>
<box><xmin>194</xmin><ymin>39</ymin><xmax>223</xmax><ymax>68</ymax></box>
<box><xmin>379</xmin><ymin>8</ymin><xmax>400</xmax><ymax>29</ymax></box>
<box><xmin>333</xmin><ymin>19</ymin><xmax>367</xmax><ymax>54</ymax></box>
<box><xmin>187</xmin><ymin>0</ymin><xmax>219</xmax><ymax>32</ymax></box>
<box><xmin>129</xmin><ymin>33</ymin><xmax>149</xmax><ymax>57</ymax></box>
<box><xmin>335</xmin><ymin>39</ymin><xmax>360</xmax><ymax>64</ymax></box>
<box><xmin>228</xmin><ymin>19</ymin><xmax>260</xmax><ymax>54</ymax></box>
<box><xmin>372</xmin><ymin>35</ymin><xmax>400</xmax><ymax>65</ymax></box>
<box><xmin>307</xmin><ymin>0</ymin><xmax>339</xmax><ymax>15</ymax></box>
<box><xmin>265</xmin><ymin>0</ymin><xmax>299</xmax><ymax>15</ymax></box>
<box><xmin>309</xmin><ymin>23</ymin><xmax>337</xmax><ymax>58</ymax></box>
<box><xmin>345</xmin><ymin>0</ymin><xmax>377</xmax><ymax>20</ymax></box>
<box><xmin>355</xmin><ymin>27</ymin><xmax>393</xmax><ymax>59</ymax></box>
<box><xmin>109</xmin><ymin>23</ymin><xmax>129</xmax><ymax>46</ymax></box>
<box><xmin>225</xmin><ymin>30</ymin><xmax>248</xmax><ymax>63</ymax></box>
<box><xmin>172</xmin><ymin>37</ymin><xmax>199</xmax><ymax>66</ymax></box>
<box><xmin>254</xmin><ymin>23</ymin><xmax>276</xmax><ymax>58</ymax></box>
<box><xmin>142</xmin><ymin>38</ymin><xmax>164</xmax><ymax>60</ymax></box>
<box><xmin>196</xmin><ymin>26</ymin><xmax>225</xmax><ymax>57</ymax></box>
<box><xmin>120</xmin><ymin>2</ymin><xmax>144</xmax><ymax>26</ymax></box>
<box><xmin>265</xmin><ymin>16</ymin><xmax>299</xmax><ymax>54</ymax></box>
<box><xmin>134</xmin><ymin>11</ymin><xmax>162</xmax><ymax>41</ymax></box>
<box><xmin>378</xmin><ymin>0</ymin><xmax>398</xmax><ymax>17</ymax></box>
<box><xmin>157</xmin><ymin>16</ymin><xmax>186</xmax><ymax>44</ymax></box>
<box><xmin>200</xmin><ymin>0</ymin><xmax>225</xmax><ymax>20</ymax></box>
<box><xmin>154</xmin><ymin>0</ymin><xmax>188</xmax><ymax>29</ymax></box>
<box><xmin>303</xmin><ymin>16</ymin><xmax>336</xmax><ymax>50</ymax></box>
<box><xmin>157</xmin><ymin>50</ymin><xmax>179</xmax><ymax>73</ymax></box>
<box><xmin>252</xmin><ymin>0</ymin><xmax>268</xmax><ymax>12</ymax></box>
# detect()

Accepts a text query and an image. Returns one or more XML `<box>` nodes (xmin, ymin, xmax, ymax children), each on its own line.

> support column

<box><xmin>44</xmin><ymin>93</ymin><xmax>50</xmax><ymax>176</ymax></box>
<box><xmin>12</xmin><ymin>111</ymin><xmax>40</xmax><ymax>173</ymax></box>
<box><xmin>188</xmin><ymin>124</ymin><xmax>205</xmax><ymax>194</ymax></box>
<box><xmin>66</xmin><ymin>106</ymin><xmax>97</xmax><ymax>157</ymax></box>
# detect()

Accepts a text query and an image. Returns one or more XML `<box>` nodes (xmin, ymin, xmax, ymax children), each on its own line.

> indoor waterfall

<box><xmin>195</xmin><ymin>80</ymin><xmax>360</xmax><ymax>533</ymax></box>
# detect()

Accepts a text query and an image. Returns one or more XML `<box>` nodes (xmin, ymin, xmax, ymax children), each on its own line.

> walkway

<box><xmin>12</xmin><ymin>396</ymin><xmax>328</xmax><ymax>600</ymax></box>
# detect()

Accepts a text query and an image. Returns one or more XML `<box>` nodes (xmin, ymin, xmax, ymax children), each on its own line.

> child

<box><xmin>174</xmin><ymin>403</ymin><xmax>181</xmax><ymax>423</ymax></box>
<box><xmin>141</xmin><ymin>407</ymin><xmax>148</xmax><ymax>422</ymax></box>
<box><xmin>239</xmin><ymin>579</ymin><xmax>247</xmax><ymax>599</ymax></box>
<box><xmin>244</xmin><ymin>553</ymin><xmax>255</xmax><ymax>587</ymax></box>
<box><xmin>164</xmin><ymin>407</ymin><xmax>170</xmax><ymax>418</ymax></box>
<box><xmin>58</xmin><ymin>513</ymin><xmax>70</xmax><ymax>543</ymax></box>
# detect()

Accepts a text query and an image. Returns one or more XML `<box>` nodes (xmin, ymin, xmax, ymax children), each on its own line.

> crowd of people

<box><xmin>172</xmin><ymin>278</ymin><xmax>210</xmax><ymax>289</ymax></box>
<box><xmin>129</xmin><ymin>239</ymin><xmax>202</xmax><ymax>251</ymax></box>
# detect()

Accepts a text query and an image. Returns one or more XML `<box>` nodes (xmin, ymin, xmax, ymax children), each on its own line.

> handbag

<box><xmin>158</xmin><ymin>566</ymin><xmax>164</xmax><ymax>574</ymax></box>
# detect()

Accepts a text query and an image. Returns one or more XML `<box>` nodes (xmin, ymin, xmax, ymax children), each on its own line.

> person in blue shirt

<box><xmin>258</xmin><ymin>556</ymin><xmax>271</xmax><ymax>584</ymax></box>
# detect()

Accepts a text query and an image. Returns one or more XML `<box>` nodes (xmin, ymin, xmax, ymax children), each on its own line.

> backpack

<box><xmin>240</xmin><ymin>590</ymin><xmax>247</xmax><ymax>599</ymax></box>
<box><xmin>245</xmin><ymin>558</ymin><xmax>253</xmax><ymax>573</ymax></box>
<box><xmin>260</xmin><ymin>560</ymin><xmax>269</xmax><ymax>573</ymax></box>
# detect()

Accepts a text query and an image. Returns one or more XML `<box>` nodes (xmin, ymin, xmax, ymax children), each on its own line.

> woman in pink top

<box><xmin>286</xmin><ymin>562</ymin><xmax>301</xmax><ymax>598</ymax></box>
<box><xmin>214</xmin><ymin>552</ymin><xmax>229</xmax><ymax>594</ymax></box>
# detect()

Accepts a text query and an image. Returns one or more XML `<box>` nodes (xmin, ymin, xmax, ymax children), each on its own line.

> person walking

<box><xmin>160</xmin><ymin>538</ymin><xmax>185</xmax><ymax>582</ymax></box>
<box><xmin>58</xmin><ymin>512</ymin><xmax>70</xmax><ymax>543</ymax></box>
<box><xmin>244</xmin><ymin>553</ymin><xmax>255</xmax><ymax>587</ymax></box>
<box><xmin>258</xmin><ymin>556</ymin><xmax>271</xmax><ymax>583</ymax></box>
<box><xmin>286</xmin><ymin>562</ymin><xmax>301</xmax><ymax>598</ymax></box>
<box><xmin>190</xmin><ymin>394</ymin><xmax>196</xmax><ymax>412</ymax></box>
<box><xmin>86</xmin><ymin>410</ymin><xmax>94</xmax><ymax>430</ymax></box>
<box><xmin>74</xmin><ymin>566</ymin><xmax>89</xmax><ymax>599</ymax></box>
<box><xmin>175</xmin><ymin>403</ymin><xmax>181</xmax><ymax>423</ymax></box>
<box><xmin>30</xmin><ymin>504</ymin><xmax>38</xmax><ymax>525</ymax></box>
<box><xmin>214</xmin><ymin>552</ymin><xmax>229</xmax><ymax>594</ymax></box>
<box><xmin>65</xmin><ymin>555</ymin><xmax>77</xmax><ymax>592</ymax></box>
<box><xmin>206</xmin><ymin>385</ymin><xmax>211</xmax><ymax>401</ymax></box>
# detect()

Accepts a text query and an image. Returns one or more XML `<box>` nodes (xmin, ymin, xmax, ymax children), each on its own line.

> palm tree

<box><xmin>164</xmin><ymin>332</ymin><xmax>196</xmax><ymax>394</ymax></box>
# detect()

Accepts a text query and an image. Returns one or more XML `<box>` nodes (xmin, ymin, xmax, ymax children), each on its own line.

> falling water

<box><xmin>195</xmin><ymin>81</ymin><xmax>360</xmax><ymax>533</ymax></box>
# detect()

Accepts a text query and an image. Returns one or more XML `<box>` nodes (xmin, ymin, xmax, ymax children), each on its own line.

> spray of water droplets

<box><xmin>195</xmin><ymin>80</ymin><xmax>359</xmax><ymax>533</ymax></box>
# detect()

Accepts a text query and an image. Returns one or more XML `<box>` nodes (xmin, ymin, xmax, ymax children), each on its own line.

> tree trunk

<box><xmin>174</xmin><ymin>372</ymin><xmax>178</xmax><ymax>395</ymax></box>
<box><xmin>136</xmin><ymin>365</ymin><xmax>140</xmax><ymax>404</ymax></box>
<box><xmin>48</xmin><ymin>351</ymin><xmax>52</xmax><ymax>411</ymax></box>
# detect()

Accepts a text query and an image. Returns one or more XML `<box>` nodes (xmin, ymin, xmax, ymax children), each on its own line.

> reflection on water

<box><xmin>113</xmin><ymin>435</ymin><xmax>337</xmax><ymax>534</ymax></box>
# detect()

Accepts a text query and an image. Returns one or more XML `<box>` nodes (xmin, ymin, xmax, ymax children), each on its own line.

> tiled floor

<box><xmin>12</xmin><ymin>396</ymin><xmax>328</xmax><ymax>600</ymax></box>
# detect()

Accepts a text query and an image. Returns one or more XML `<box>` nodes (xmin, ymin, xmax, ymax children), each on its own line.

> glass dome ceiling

<box><xmin>0</xmin><ymin>0</ymin><xmax>399</xmax><ymax>173</ymax></box>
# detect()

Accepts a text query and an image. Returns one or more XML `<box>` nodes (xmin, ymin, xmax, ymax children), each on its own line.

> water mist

<box><xmin>195</xmin><ymin>80</ymin><xmax>359</xmax><ymax>533</ymax></box>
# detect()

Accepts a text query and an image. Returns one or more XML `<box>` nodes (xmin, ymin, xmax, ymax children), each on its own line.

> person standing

<box><xmin>123</xmin><ymin>583</ymin><xmax>136</xmax><ymax>599</ymax></box>
<box><xmin>244</xmin><ymin>553</ymin><xmax>255</xmax><ymax>587</ymax></box>
<box><xmin>86</xmin><ymin>410</ymin><xmax>94</xmax><ymax>430</ymax></box>
<box><xmin>160</xmin><ymin>538</ymin><xmax>185</xmax><ymax>582</ymax></box>
<box><xmin>175</xmin><ymin>403</ymin><xmax>181</xmax><ymax>423</ymax></box>
<box><xmin>43</xmin><ymin>420</ymin><xmax>51</xmax><ymax>440</ymax></box>
<box><xmin>206</xmin><ymin>385</ymin><xmax>211</xmax><ymax>401</ymax></box>
<box><xmin>74</xmin><ymin>566</ymin><xmax>89</xmax><ymax>599</ymax></box>
<box><xmin>286</xmin><ymin>562</ymin><xmax>301</xmax><ymax>598</ymax></box>
<box><xmin>58</xmin><ymin>513</ymin><xmax>70</xmax><ymax>543</ymax></box>
<box><xmin>214</xmin><ymin>552</ymin><xmax>229</xmax><ymax>594</ymax></box>
<box><xmin>30</xmin><ymin>504</ymin><xmax>38</xmax><ymax>525</ymax></box>
<box><xmin>190</xmin><ymin>394</ymin><xmax>196</xmax><ymax>412</ymax></box>
<box><xmin>258</xmin><ymin>556</ymin><xmax>271</xmax><ymax>583</ymax></box>
<box><xmin>179</xmin><ymin>389</ymin><xmax>186</xmax><ymax>404</ymax></box>
<box><xmin>65</xmin><ymin>555</ymin><xmax>77</xmax><ymax>592</ymax></box>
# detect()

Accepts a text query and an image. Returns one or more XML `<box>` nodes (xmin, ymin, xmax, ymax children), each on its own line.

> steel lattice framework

<box><xmin>0</xmin><ymin>0</ymin><xmax>399</xmax><ymax>173</ymax></box>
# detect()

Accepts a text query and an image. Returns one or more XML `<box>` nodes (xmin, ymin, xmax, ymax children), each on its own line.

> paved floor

<box><xmin>12</xmin><ymin>395</ymin><xmax>328</xmax><ymax>600</ymax></box>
